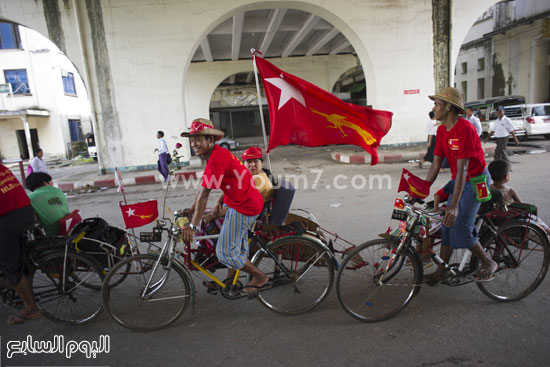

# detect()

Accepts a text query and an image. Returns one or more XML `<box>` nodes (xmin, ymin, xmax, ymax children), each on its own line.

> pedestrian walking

<box><xmin>486</xmin><ymin>106</ymin><xmax>519</xmax><ymax>167</ymax></box>
<box><xmin>154</xmin><ymin>131</ymin><xmax>169</xmax><ymax>182</ymax></box>
<box><xmin>419</xmin><ymin>111</ymin><xmax>437</xmax><ymax>168</ymax></box>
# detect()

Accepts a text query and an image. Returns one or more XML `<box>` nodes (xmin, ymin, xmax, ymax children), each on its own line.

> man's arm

<box><xmin>182</xmin><ymin>186</ymin><xmax>211</xmax><ymax>242</ymax></box>
<box><xmin>443</xmin><ymin>158</ymin><xmax>469</xmax><ymax>227</ymax></box>
<box><xmin>511</xmin><ymin>131</ymin><xmax>520</xmax><ymax>145</ymax></box>
<box><xmin>425</xmin><ymin>155</ymin><xmax>443</xmax><ymax>183</ymax></box>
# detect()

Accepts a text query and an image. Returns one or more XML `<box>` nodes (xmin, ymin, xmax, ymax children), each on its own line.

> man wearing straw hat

<box><xmin>180</xmin><ymin>118</ymin><xmax>269</xmax><ymax>293</ymax></box>
<box><xmin>423</xmin><ymin>87</ymin><xmax>497</xmax><ymax>285</ymax></box>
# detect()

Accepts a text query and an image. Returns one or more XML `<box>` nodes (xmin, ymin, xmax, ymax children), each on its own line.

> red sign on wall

<box><xmin>404</xmin><ymin>89</ymin><xmax>420</xmax><ymax>95</ymax></box>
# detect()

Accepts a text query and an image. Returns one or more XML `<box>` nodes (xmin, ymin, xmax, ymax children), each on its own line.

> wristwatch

<box><xmin>188</xmin><ymin>223</ymin><xmax>199</xmax><ymax>232</ymax></box>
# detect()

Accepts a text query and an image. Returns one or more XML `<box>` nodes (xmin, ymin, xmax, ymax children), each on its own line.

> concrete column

<box><xmin>433</xmin><ymin>0</ymin><xmax>451</xmax><ymax>92</ymax></box>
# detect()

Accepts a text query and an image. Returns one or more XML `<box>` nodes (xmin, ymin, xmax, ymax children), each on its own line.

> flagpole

<box><xmin>251</xmin><ymin>49</ymin><xmax>272</xmax><ymax>171</ymax></box>
<box><xmin>115</xmin><ymin>167</ymin><xmax>138</xmax><ymax>255</ymax></box>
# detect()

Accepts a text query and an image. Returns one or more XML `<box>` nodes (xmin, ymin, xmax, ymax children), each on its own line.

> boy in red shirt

<box><xmin>0</xmin><ymin>164</ymin><xmax>41</xmax><ymax>324</ymax></box>
<box><xmin>424</xmin><ymin>88</ymin><xmax>497</xmax><ymax>285</ymax></box>
<box><xmin>181</xmin><ymin>119</ymin><xmax>268</xmax><ymax>293</ymax></box>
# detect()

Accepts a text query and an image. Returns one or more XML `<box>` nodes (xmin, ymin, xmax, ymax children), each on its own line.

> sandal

<box><xmin>475</xmin><ymin>261</ymin><xmax>498</xmax><ymax>283</ymax></box>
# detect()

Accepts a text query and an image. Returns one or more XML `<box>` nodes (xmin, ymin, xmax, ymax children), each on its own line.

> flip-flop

<box><xmin>242</xmin><ymin>282</ymin><xmax>273</xmax><ymax>298</ymax></box>
<box><xmin>7</xmin><ymin>311</ymin><xmax>42</xmax><ymax>325</ymax></box>
<box><xmin>423</xmin><ymin>273</ymin><xmax>443</xmax><ymax>287</ymax></box>
<box><xmin>475</xmin><ymin>262</ymin><xmax>498</xmax><ymax>283</ymax></box>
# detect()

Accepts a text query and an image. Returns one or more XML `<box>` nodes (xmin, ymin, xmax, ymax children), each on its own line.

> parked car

<box><xmin>216</xmin><ymin>137</ymin><xmax>239</xmax><ymax>150</ymax></box>
<box><xmin>85</xmin><ymin>133</ymin><xmax>98</xmax><ymax>160</ymax></box>
<box><xmin>518</xmin><ymin>104</ymin><xmax>550</xmax><ymax>139</ymax></box>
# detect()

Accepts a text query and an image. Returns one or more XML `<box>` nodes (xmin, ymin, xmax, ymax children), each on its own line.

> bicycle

<box><xmin>101</xmin><ymin>211</ymin><xmax>337</xmax><ymax>330</ymax></box>
<box><xmin>335</xmin><ymin>193</ymin><xmax>550</xmax><ymax>322</ymax></box>
<box><xmin>1</xmin><ymin>223</ymin><xmax>105</xmax><ymax>324</ymax></box>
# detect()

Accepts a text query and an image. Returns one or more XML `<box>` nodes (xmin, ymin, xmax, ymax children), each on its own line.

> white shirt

<box><xmin>467</xmin><ymin>115</ymin><xmax>482</xmax><ymax>136</ymax></box>
<box><xmin>492</xmin><ymin>116</ymin><xmax>515</xmax><ymax>138</ymax></box>
<box><xmin>30</xmin><ymin>156</ymin><xmax>47</xmax><ymax>173</ymax></box>
<box><xmin>157</xmin><ymin>138</ymin><xmax>168</xmax><ymax>154</ymax></box>
<box><xmin>426</xmin><ymin>120</ymin><xmax>437</xmax><ymax>136</ymax></box>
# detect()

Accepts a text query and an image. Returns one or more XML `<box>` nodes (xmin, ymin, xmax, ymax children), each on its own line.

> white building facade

<box><xmin>455</xmin><ymin>0</ymin><xmax>550</xmax><ymax>103</ymax></box>
<box><xmin>0</xmin><ymin>0</ymin><xmax>499</xmax><ymax>173</ymax></box>
<box><xmin>0</xmin><ymin>23</ymin><xmax>92</xmax><ymax>162</ymax></box>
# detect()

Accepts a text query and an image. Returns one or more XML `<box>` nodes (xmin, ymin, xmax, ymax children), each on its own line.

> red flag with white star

<box><xmin>398</xmin><ymin>168</ymin><xmax>431</xmax><ymax>199</ymax></box>
<box><xmin>254</xmin><ymin>55</ymin><xmax>392</xmax><ymax>165</ymax></box>
<box><xmin>120</xmin><ymin>200</ymin><xmax>158</xmax><ymax>229</ymax></box>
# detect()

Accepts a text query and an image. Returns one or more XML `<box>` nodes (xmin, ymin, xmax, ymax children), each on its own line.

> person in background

<box><xmin>0</xmin><ymin>164</ymin><xmax>41</xmax><ymax>325</ymax></box>
<box><xmin>26</xmin><ymin>172</ymin><xmax>70</xmax><ymax>236</ymax></box>
<box><xmin>486</xmin><ymin>106</ymin><xmax>519</xmax><ymax>168</ymax></box>
<box><xmin>29</xmin><ymin>148</ymin><xmax>47</xmax><ymax>174</ymax></box>
<box><xmin>154</xmin><ymin>130</ymin><xmax>169</xmax><ymax>182</ymax></box>
<box><xmin>465</xmin><ymin>106</ymin><xmax>482</xmax><ymax>137</ymax></box>
<box><xmin>419</xmin><ymin>111</ymin><xmax>437</xmax><ymax>169</ymax></box>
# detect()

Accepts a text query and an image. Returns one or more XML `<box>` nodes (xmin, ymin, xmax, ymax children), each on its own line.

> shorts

<box><xmin>0</xmin><ymin>205</ymin><xmax>34</xmax><ymax>286</ymax></box>
<box><xmin>441</xmin><ymin>168</ymin><xmax>491</xmax><ymax>249</ymax></box>
<box><xmin>216</xmin><ymin>207</ymin><xmax>257</xmax><ymax>269</ymax></box>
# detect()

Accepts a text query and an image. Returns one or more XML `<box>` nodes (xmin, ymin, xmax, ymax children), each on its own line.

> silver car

<box><xmin>215</xmin><ymin>137</ymin><xmax>239</xmax><ymax>150</ymax></box>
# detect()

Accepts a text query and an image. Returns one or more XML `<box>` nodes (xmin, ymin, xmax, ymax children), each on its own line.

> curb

<box><xmin>54</xmin><ymin>171</ymin><xmax>201</xmax><ymax>192</ymax></box>
<box><xmin>332</xmin><ymin>145</ymin><xmax>497</xmax><ymax>165</ymax></box>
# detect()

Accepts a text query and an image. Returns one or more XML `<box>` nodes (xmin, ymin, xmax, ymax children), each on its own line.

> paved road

<box><xmin>2</xmin><ymin>148</ymin><xmax>550</xmax><ymax>367</ymax></box>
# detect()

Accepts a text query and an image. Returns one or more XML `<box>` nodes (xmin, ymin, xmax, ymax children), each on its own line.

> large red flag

<box><xmin>255</xmin><ymin>55</ymin><xmax>392</xmax><ymax>165</ymax></box>
<box><xmin>398</xmin><ymin>169</ymin><xmax>431</xmax><ymax>199</ymax></box>
<box><xmin>120</xmin><ymin>200</ymin><xmax>158</xmax><ymax>229</ymax></box>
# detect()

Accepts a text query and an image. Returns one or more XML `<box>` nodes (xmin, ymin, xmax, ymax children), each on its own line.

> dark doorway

<box><xmin>211</xmin><ymin>106</ymin><xmax>270</xmax><ymax>139</ymax></box>
<box><xmin>16</xmin><ymin>128</ymin><xmax>39</xmax><ymax>159</ymax></box>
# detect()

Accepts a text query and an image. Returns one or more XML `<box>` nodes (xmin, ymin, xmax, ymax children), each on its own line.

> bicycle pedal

<box><xmin>206</xmin><ymin>289</ymin><xmax>218</xmax><ymax>295</ymax></box>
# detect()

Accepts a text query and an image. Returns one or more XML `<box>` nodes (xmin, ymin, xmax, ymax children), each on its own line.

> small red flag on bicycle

<box><xmin>120</xmin><ymin>200</ymin><xmax>158</xmax><ymax>229</ymax></box>
<box><xmin>254</xmin><ymin>54</ymin><xmax>392</xmax><ymax>165</ymax></box>
<box><xmin>398</xmin><ymin>169</ymin><xmax>431</xmax><ymax>199</ymax></box>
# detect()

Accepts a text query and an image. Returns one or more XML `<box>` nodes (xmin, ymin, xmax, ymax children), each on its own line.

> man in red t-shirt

<box><xmin>0</xmin><ymin>164</ymin><xmax>41</xmax><ymax>324</ymax></box>
<box><xmin>181</xmin><ymin>119</ymin><xmax>268</xmax><ymax>293</ymax></box>
<box><xmin>423</xmin><ymin>88</ymin><xmax>497</xmax><ymax>285</ymax></box>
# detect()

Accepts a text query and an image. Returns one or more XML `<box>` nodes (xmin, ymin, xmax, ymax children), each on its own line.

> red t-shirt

<box><xmin>434</xmin><ymin>117</ymin><xmax>486</xmax><ymax>180</ymax></box>
<box><xmin>202</xmin><ymin>145</ymin><xmax>264</xmax><ymax>216</ymax></box>
<box><xmin>0</xmin><ymin>164</ymin><xmax>31</xmax><ymax>217</ymax></box>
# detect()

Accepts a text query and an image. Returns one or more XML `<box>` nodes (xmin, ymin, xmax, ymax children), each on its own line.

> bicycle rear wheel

<box><xmin>32</xmin><ymin>250</ymin><xmax>104</xmax><ymax>324</ymax></box>
<box><xmin>102</xmin><ymin>254</ymin><xmax>192</xmax><ymax>330</ymax></box>
<box><xmin>477</xmin><ymin>220</ymin><xmax>549</xmax><ymax>301</ymax></box>
<box><xmin>336</xmin><ymin>239</ymin><xmax>422</xmax><ymax>322</ymax></box>
<box><xmin>252</xmin><ymin>236</ymin><xmax>334</xmax><ymax>315</ymax></box>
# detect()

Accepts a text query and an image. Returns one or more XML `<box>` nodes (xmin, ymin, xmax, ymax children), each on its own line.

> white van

<box><xmin>521</xmin><ymin>104</ymin><xmax>550</xmax><ymax>139</ymax></box>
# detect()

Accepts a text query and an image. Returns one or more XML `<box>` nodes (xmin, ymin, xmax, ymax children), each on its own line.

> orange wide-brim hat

<box><xmin>180</xmin><ymin>118</ymin><xmax>224</xmax><ymax>141</ymax></box>
<box><xmin>242</xmin><ymin>146</ymin><xmax>263</xmax><ymax>161</ymax></box>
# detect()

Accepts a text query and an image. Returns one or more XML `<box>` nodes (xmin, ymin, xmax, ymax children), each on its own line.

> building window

<box><xmin>477</xmin><ymin>58</ymin><xmax>485</xmax><ymax>71</ymax></box>
<box><xmin>461</xmin><ymin>62</ymin><xmax>468</xmax><ymax>74</ymax></box>
<box><xmin>0</xmin><ymin>22</ymin><xmax>21</xmax><ymax>49</ymax></box>
<box><xmin>477</xmin><ymin>78</ymin><xmax>485</xmax><ymax>99</ymax></box>
<box><xmin>62</xmin><ymin>71</ymin><xmax>77</xmax><ymax>96</ymax></box>
<box><xmin>68</xmin><ymin>119</ymin><xmax>83</xmax><ymax>141</ymax></box>
<box><xmin>461</xmin><ymin>81</ymin><xmax>467</xmax><ymax>101</ymax></box>
<box><xmin>4</xmin><ymin>69</ymin><xmax>30</xmax><ymax>94</ymax></box>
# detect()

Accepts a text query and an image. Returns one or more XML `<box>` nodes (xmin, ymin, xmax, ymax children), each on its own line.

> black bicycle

<box><xmin>335</xmin><ymin>194</ymin><xmax>550</xmax><ymax>322</ymax></box>
<box><xmin>1</xmin><ymin>223</ymin><xmax>105</xmax><ymax>324</ymax></box>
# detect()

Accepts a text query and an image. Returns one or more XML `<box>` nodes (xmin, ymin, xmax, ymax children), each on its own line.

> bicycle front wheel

<box><xmin>32</xmin><ymin>251</ymin><xmax>104</xmax><ymax>324</ymax></box>
<box><xmin>252</xmin><ymin>236</ymin><xmax>334</xmax><ymax>315</ymax></box>
<box><xmin>102</xmin><ymin>254</ymin><xmax>192</xmax><ymax>330</ymax></box>
<box><xmin>477</xmin><ymin>220</ymin><xmax>549</xmax><ymax>301</ymax></box>
<box><xmin>336</xmin><ymin>239</ymin><xmax>422</xmax><ymax>323</ymax></box>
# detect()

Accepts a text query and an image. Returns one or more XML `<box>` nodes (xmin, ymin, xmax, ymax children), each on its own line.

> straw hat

<box><xmin>429</xmin><ymin>87</ymin><xmax>465</xmax><ymax>113</ymax></box>
<box><xmin>180</xmin><ymin>118</ymin><xmax>224</xmax><ymax>141</ymax></box>
<box><xmin>242</xmin><ymin>147</ymin><xmax>263</xmax><ymax>161</ymax></box>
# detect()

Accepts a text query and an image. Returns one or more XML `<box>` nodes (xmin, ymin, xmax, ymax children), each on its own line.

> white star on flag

<box><xmin>403</xmin><ymin>172</ymin><xmax>410</xmax><ymax>181</ymax></box>
<box><xmin>264</xmin><ymin>74</ymin><xmax>306</xmax><ymax>110</ymax></box>
<box><xmin>126</xmin><ymin>208</ymin><xmax>135</xmax><ymax>217</ymax></box>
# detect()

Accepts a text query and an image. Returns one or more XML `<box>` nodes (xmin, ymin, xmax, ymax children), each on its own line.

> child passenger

<box><xmin>488</xmin><ymin>160</ymin><xmax>550</xmax><ymax>236</ymax></box>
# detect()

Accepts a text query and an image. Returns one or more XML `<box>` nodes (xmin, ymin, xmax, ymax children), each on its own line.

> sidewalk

<box><xmin>331</xmin><ymin>141</ymin><xmax>497</xmax><ymax>164</ymax></box>
<box><xmin>8</xmin><ymin>140</ymin><xmax>541</xmax><ymax>192</ymax></box>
